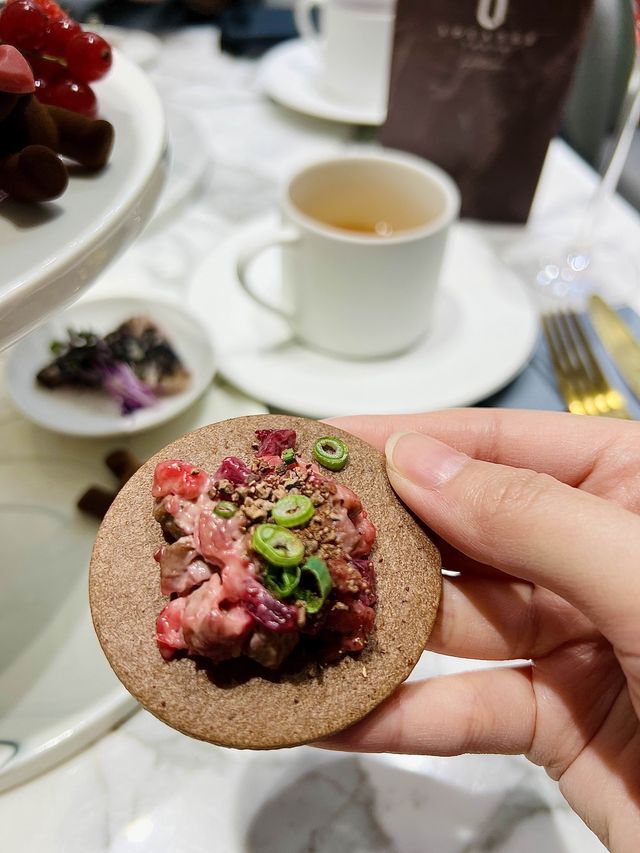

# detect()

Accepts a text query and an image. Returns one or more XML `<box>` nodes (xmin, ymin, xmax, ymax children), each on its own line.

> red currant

<box><xmin>34</xmin><ymin>75</ymin><xmax>49</xmax><ymax>98</ymax></box>
<box><xmin>29</xmin><ymin>0</ymin><xmax>66</xmax><ymax>22</ymax></box>
<box><xmin>27</xmin><ymin>51</ymin><xmax>67</xmax><ymax>82</ymax></box>
<box><xmin>0</xmin><ymin>0</ymin><xmax>48</xmax><ymax>51</ymax></box>
<box><xmin>35</xmin><ymin>77</ymin><xmax>97</xmax><ymax>117</ymax></box>
<box><xmin>65</xmin><ymin>31</ymin><xmax>112</xmax><ymax>83</ymax></box>
<box><xmin>44</xmin><ymin>17</ymin><xmax>81</xmax><ymax>59</ymax></box>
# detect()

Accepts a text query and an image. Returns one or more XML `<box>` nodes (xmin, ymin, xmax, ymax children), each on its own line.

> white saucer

<box><xmin>6</xmin><ymin>296</ymin><xmax>215</xmax><ymax>437</ymax></box>
<box><xmin>0</xmin><ymin>367</ymin><xmax>267</xmax><ymax>792</ymax></box>
<box><xmin>188</xmin><ymin>215</ymin><xmax>538</xmax><ymax>417</ymax></box>
<box><xmin>258</xmin><ymin>39</ymin><xmax>386</xmax><ymax>126</ymax></box>
<box><xmin>0</xmin><ymin>51</ymin><xmax>167</xmax><ymax>352</ymax></box>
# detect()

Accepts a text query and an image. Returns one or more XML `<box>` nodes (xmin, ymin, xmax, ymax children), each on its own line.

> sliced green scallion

<box><xmin>281</xmin><ymin>448</ymin><xmax>296</xmax><ymax>465</ymax></box>
<box><xmin>252</xmin><ymin>524</ymin><xmax>305</xmax><ymax>568</ymax></box>
<box><xmin>272</xmin><ymin>494</ymin><xmax>314</xmax><ymax>528</ymax></box>
<box><xmin>264</xmin><ymin>563</ymin><xmax>301</xmax><ymax>599</ymax></box>
<box><xmin>214</xmin><ymin>500</ymin><xmax>237</xmax><ymax>519</ymax></box>
<box><xmin>297</xmin><ymin>556</ymin><xmax>333</xmax><ymax>614</ymax></box>
<box><xmin>312</xmin><ymin>437</ymin><xmax>349</xmax><ymax>472</ymax></box>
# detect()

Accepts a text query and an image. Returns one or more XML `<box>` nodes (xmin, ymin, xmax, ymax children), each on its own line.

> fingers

<box><xmin>430</xmin><ymin>577</ymin><xmax>595</xmax><ymax>660</ymax></box>
<box><xmin>431</xmin><ymin>534</ymin><xmax>511</xmax><ymax>580</ymax></box>
<box><xmin>318</xmin><ymin>666</ymin><xmax>535</xmax><ymax>755</ymax></box>
<box><xmin>328</xmin><ymin>409</ymin><xmax>636</xmax><ymax>488</ymax></box>
<box><xmin>386</xmin><ymin>432</ymin><xmax>640</xmax><ymax>655</ymax></box>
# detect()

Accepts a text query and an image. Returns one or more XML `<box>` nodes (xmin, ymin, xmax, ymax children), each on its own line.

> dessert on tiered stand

<box><xmin>0</xmin><ymin>0</ymin><xmax>167</xmax><ymax>351</ymax></box>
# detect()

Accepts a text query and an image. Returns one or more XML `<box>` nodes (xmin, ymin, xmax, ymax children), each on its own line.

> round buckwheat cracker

<box><xmin>89</xmin><ymin>415</ymin><xmax>441</xmax><ymax>749</ymax></box>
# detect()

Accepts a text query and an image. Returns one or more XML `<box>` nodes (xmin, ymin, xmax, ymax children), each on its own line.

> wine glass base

<box><xmin>503</xmin><ymin>234</ymin><xmax>639</xmax><ymax>309</ymax></box>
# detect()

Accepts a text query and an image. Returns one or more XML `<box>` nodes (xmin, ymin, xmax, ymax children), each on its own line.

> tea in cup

<box><xmin>236</xmin><ymin>150</ymin><xmax>460</xmax><ymax>359</ymax></box>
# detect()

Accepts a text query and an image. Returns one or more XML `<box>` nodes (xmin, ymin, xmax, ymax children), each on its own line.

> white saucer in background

<box><xmin>188</xmin><ymin>215</ymin><xmax>538</xmax><ymax>418</ymax></box>
<box><xmin>6</xmin><ymin>296</ymin><xmax>216</xmax><ymax>437</ymax></box>
<box><xmin>258</xmin><ymin>39</ymin><xmax>386</xmax><ymax>126</ymax></box>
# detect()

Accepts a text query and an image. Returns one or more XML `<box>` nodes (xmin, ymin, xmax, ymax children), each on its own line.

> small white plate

<box><xmin>6</xmin><ymin>297</ymin><xmax>215</xmax><ymax>437</ymax></box>
<box><xmin>188</xmin><ymin>215</ymin><xmax>538</xmax><ymax>417</ymax></box>
<box><xmin>0</xmin><ymin>51</ymin><xmax>167</xmax><ymax>351</ymax></box>
<box><xmin>258</xmin><ymin>39</ymin><xmax>386</xmax><ymax>126</ymax></box>
<box><xmin>0</xmin><ymin>369</ymin><xmax>267</xmax><ymax>793</ymax></box>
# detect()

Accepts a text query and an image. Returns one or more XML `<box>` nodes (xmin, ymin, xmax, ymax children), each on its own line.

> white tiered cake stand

<box><xmin>0</xmin><ymin>50</ymin><xmax>167</xmax><ymax>790</ymax></box>
<box><xmin>0</xmin><ymin>49</ymin><xmax>168</xmax><ymax>352</ymax></box>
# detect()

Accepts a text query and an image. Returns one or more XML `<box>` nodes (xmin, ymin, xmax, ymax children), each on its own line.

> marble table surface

<box><xmin>3</xmin><ymin>25</ymin><xmax>639</xmax><ymax>852</ymax></box>
<box><xmin>0</xmin><ymin>662</ymin><xmax>609</xmax><ymax>853</ymax></box>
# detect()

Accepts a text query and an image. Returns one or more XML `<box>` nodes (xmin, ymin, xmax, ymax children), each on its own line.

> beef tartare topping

<box><xmin>152</xmin><ymin>429</ymin><xmax>377</xmax><ymax>669</ymax></box>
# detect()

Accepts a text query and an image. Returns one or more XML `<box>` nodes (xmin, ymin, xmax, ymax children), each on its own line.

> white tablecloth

<box><xmin>3</xmin><ymin>26</ymin><xmax>639</xmax><ymax>852</ymax></box>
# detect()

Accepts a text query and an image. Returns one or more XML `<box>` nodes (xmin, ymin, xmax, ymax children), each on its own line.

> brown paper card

<box><xmin>382</xmin><ymin>0</ymin><xmax>594</xmax><ymax>222</ymax></box>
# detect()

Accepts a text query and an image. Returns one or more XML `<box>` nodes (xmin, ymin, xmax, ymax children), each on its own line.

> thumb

<box><xmin>386</xmin><ymin>431</ymin><xmax>640</xmax><ymax>654</ymax></box>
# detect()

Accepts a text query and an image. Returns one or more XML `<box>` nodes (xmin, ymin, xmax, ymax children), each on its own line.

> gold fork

<box><xmin>542</xmin><ymin>311</ymin><xmax>631</xmax><ymax>419</ymax></box>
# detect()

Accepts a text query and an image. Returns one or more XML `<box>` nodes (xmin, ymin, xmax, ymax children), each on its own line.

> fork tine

<box><xmin>542</xmin><ymin>310</ymin><xmax>631</xmax><ymax>420</ymax></box>
<box><xmin>575</xmin><ymin>315</ymin><xmax>631</xmax><ymax>420</ymax></box>
<box><xmin>568</xmin><ymin>311</ymin><xmax>631</xmax><ymax>419</ymax></box>
<box><xmin>566</xmin><ymin>312</ymin><xmax>607</xmax><ymax>392</ymax></box>
<box><xmin>542</xmin><ymin>314</ymin><xmax>586</xmax><ymax>415</ymax></box>
<box><xmin>553</xmin><ymin>312</ymin><xmax>599</xmax><ymax>415</ymax></box>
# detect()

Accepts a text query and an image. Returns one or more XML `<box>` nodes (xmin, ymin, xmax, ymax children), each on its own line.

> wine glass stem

<box><xmin>577</xmin><ymin>41</ymin><xmax>640</xmax><ymax>246</ymax></box>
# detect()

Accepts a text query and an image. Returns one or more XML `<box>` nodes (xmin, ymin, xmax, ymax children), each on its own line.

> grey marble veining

<box><xmin>461</xmin><ymin>785</ymin><xmax>553</xmax><ymax>852</ymax></box>
<box><xmin>245</xmin><ymin>757</ymin><xmax>395</xmax><ymax>853</ymax></box>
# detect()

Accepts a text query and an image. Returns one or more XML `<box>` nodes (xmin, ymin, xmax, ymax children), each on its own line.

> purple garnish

<box><xmin>255</xmin><ymin>429</ymin><xmax>297</xmax><ymax>458</ymax></box>
<box><xmin>36</xmin><ymin>331</ymin><xmax>157</xmax><ymax>416</ymax></box>
<box><xmin>214</xmin><ymin>456</ymin><xmax>253</xmax><ymax>485</ymax></box>
<box><xmin>244</xmin><ymin>582</ymin><xmax>298</xmax><ymax>632</ymax></box>
<box><xmin>101</xmin><ymin>361</ymin><xmax>156</xmax><ymax>415</ymax></box>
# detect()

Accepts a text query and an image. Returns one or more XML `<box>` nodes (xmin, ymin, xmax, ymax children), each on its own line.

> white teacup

<box><xmin>236</xmin><ymin>151</ymin><xmax>460</xmax><ymax>360</ymax></box>
<box><xmin>294</xmin><ymin>0</ymin><xmax>396</xmax><ymax>115</ymax></box>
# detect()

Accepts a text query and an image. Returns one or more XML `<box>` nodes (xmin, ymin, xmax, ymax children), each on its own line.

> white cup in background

<box><xmin>294</xmin><ymin>0</ymin><xmax>396</xmax><ymax>115</ymax></box>
<box><xmin>236</xmin><ymin>150</ymin><xmax>460</xmax><ymax>360</ymax></box>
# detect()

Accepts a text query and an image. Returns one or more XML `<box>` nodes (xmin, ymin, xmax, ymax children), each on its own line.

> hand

<box><xmin>319</xmin><ymin>409</ymin><xmax>640</xmax><ymax>853</ymax></box>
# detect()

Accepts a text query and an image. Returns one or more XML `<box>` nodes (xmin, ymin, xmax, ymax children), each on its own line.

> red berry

<box><xmin>44</xmin><ymin>17</ymin><xmax>81</xmax><ymax>58</ymax></box>
<box><xmin>30</xmin><ymin>0</ymin><xmax>66</xmax><ymax>22</ymax></box>
<box><xmin>34</xmin><ymin>75</ymin><xmax>49</xmax><ymax>98</ymax></box>
<box><xmin>27</xmin><ymin>51</ymin><xmax>67</xmax><ymax>82</ymax></box>
<box><xmin>0</xmin><ymin>0</ymin><xmax>48</xmax><ymax>51</ymax></box>
<box><xmin>36</xmin><ymin>77</ymin><xmax>97</xmax><ymax>117</ymax></box>
<box><xmin>65</xmin><ymin>31</ymin><xmax>112</xmax><ymax>83</ymax></box>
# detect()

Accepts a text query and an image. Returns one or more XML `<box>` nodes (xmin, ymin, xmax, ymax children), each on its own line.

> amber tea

<box><xmin>288</xmin><ymin>159</ymin><xmax>443</xmax><ymax>237</ymax></box>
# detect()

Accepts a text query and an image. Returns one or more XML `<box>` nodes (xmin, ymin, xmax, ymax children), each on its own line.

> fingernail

<box><xmin>386</xmin><ymin>432</ymin><xmax>468</xmax><ymax>489</ymax></box>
